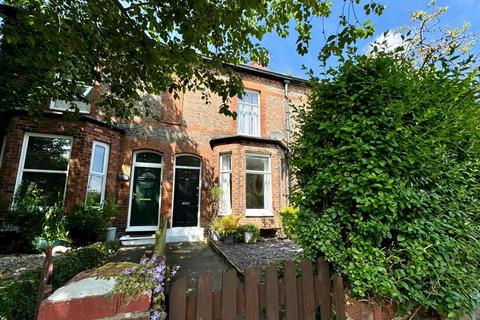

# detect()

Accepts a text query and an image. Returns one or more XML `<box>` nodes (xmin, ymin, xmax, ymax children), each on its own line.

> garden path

<box><xmin>166</xmin><ymin>241</ymin><xmax>232</xmax><ymax>291</ymax></box>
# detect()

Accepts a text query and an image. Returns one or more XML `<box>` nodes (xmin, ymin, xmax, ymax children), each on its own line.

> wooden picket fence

<box><xmin>168</xmin><ymin>257</ymin><xmax>346</xmax><ymax>320</ymax></box>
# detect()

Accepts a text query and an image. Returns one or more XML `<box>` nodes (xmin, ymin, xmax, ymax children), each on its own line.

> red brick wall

<box><xmin>0</xmin><ymin>115</ymin><xmax>123</xmax><ymax>214</ymax></box>
<box><xmin>1</xmin><ymin>70</ymin><xmax>309</xmax><ymax>233</ymax></box>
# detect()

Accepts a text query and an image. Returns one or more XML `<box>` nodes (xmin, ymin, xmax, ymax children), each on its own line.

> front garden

<box><xmin>0</xmin><ymin>184</ymin><xmax>124</xmax><ymax>320</ymax></box>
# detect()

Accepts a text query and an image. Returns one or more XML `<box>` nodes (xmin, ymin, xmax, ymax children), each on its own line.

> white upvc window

<box><xmin>237</xmin><ymin>90</ymin><xmax>260</xmax><ymax>136</ymax></box>
<box><xmin>86</xmin><ymin>141</ymin><xmax>110</xmax><ymax>206</ymax></box>
<box><xmin>14</xmin><ymin>133</ymin><xmax>73</xmax><ymax>206</ymax></box>
<box><xmin>245</xmin><ymin>154</ymin><xmax>272</xmax><ymax>216</ymax></box>
<box><xmin>50</xmin><ymin>84</ymin><xmax>93</xmax><ymax>114</ymax></box>
<box><xmin>219</xmin><ymin>154</ymin><xmax>232</xmax><ymax>215</ymax></box>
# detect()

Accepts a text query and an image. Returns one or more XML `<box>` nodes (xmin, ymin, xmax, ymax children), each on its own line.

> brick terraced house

<box><xmin>0</xmin><ymin>64</ymin><xmax>309</xmax><ymax>243</ymax></box>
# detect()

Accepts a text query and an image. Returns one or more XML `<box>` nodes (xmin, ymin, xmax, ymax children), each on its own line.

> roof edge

<box><xmin>210</xmin><ymin>135</ymin><xmax>288</xmax><ymax>151</ymax></box>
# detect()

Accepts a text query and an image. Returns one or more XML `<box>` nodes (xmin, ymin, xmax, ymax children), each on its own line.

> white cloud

<box><xmin>367</xmin><ymin>31</ymin><xmax>406</xmax><ymax>54</ymax></box>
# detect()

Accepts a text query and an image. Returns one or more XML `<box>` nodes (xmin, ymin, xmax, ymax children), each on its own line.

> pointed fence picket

<box><xmin>168</xmin><ymin>257</ymin><xmax>345</xmax><ymax>320</ymax></box>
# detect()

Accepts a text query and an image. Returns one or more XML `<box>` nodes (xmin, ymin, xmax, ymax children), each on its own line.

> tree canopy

<box><xmin>0</xmin><ymin>0</ymin><xmax>383</xmax><ymax>121</ymax></box>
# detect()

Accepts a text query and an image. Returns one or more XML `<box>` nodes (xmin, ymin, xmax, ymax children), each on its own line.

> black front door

<box><xmin>129</xmin><ymin>166</ymin><xmax>161</xmax><ymax>227</ymax></box>
<box><xmin>172</xmin><ymin>168</ymin><xmax>200</xmax><ymax>227</ymax></box>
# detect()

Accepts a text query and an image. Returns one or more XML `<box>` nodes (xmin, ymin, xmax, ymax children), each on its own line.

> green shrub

<box><xmin>51</xmin><ymin>243</ymin><xmax>114</xmax><ymax>289</ymax></box>
<box><xmin>290</xmin><ymin>54</ymin><xmax>480</xmax><ymax>317</ymax></box>
<box><xmin>279</xmin><ymin>207</ymin><xmax>299</xmax><ymax>239</ymax></box>
<box><xmin>67</xmin><ymin>198</ymin><xmax>117</xmax><ymax>246</ymax></box>
<box><xmin>210</xmin><ymin>215</ymin><xmax>239</xmax><ymax>236</ymax></box>
<box><xmin>240</xmin><ymin>224</ymin><xmax>259</xmax><ymax>235</ymax></box>
<box><xmin>0</xmin><ymin>242</ymin><xmax>117</xmax><ymax>320</ymax></box>
<box><xmin>8</xmin><ymin>183</ymin><xmax>49</xmax><ymax>252</ymax></box>
<box><xmin>0</xmin><ymin>269</ymin><xmax>40</xmax><ymax>320</ymax></box>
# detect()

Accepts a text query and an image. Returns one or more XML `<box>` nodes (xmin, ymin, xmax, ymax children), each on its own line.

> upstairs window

<box><xmin>219</xmin><ymin>154</ymin><xmax>232</xmax><ymax>215</ymax></box>
<box><xmin>237</xmin><ymin>90</ymin><xmax>260</xmax><ymax>136</ymax></box>
<box><xmin>50</xmin><ymin>84</ymin><xmax>93</xmax><ymax>114</ymax></box>
<box><xmin>245</xmin><ymin>154</ymin><xmax>272</xmax><ymax>216</ymax></box>
<box><xmin>86</xmin><ymin>141</ymin><xmax>110</xmax><ymax>206</ymax></box>
<box><xmin>15</xmin><ymin>133</ymin><xmax>72</xmax><ymax>205</ymax></box>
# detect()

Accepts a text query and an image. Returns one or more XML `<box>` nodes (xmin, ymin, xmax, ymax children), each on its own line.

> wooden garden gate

<box><xmin>168</xmin><ymin>257</ymin><xmax>346</xmax><ymax>320</ymax></box>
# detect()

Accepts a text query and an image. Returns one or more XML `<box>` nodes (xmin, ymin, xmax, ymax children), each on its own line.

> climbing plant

<box><xmin>288</xmin><ymin>52</ymin><xmax>480</xmax><ymax>317</ymax></box>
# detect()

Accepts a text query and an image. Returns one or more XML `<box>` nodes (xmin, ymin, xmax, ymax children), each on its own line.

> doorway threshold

<box><xmin>166</xmin><ymin>227</ymin><xmax>205</xmax><ymax>243</ymax></box>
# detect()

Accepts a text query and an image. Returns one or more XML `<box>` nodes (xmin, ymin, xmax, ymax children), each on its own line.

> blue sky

<box><xmin>262</xmin><ymin>0</ymin><xmax>480</xmax><ymax>78</ymax></box>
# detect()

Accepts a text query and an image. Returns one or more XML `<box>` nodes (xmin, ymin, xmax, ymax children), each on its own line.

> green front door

<box><xmin>129</xmin><ymin>166</ymin><xmax>162</xmax><ymax>227</ymax></box>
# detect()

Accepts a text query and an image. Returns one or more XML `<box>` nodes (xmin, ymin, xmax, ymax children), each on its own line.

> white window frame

<box><xmin>245</xmin><ymin>154</ymin><xmax>272</xmax><ymax>217</ymax></box>
<box><xmin>219</xmin><ymin>154</ymin><xmax>232</xmax><ymax>216</ymax></box>
<box><xmin>86</xmin><ymin>141</ymin><xmax>110</xmax><ymax>206</ymax></box>
<box><xmin>50</xmin><ymin>83</ymin><xmax>93</xmax><ymax>114</ymax></box>
<box><xmin>237</xmin><ymin>90</ymin><xmax>260</xmax><ymax>137</ymax></box>
<box><xmin>14</xmin><ymin>132</ymin><xmax>73</xmax><ymax>205</ymax></box>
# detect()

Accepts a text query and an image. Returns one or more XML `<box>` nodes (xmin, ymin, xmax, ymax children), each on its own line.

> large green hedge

<box><xmin>0</xmin><ymin>242</ymin><xmax>118</xmax><ymax>320</ymax></box>
<box><xmin>289</xmin><ymin>54</ymin><xmax>480</xmax><ymax>317</ymax></box>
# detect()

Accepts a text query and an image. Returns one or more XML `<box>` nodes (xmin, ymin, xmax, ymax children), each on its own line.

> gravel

<box><xmin>214</xmin><ymin>238</ymin><xmax>302</xmax><ymax>272</ymax></box>
<box><xmin>0</xmin><ymin>253</ymin><xmax>46</xmax><ymax>279</ymax></box>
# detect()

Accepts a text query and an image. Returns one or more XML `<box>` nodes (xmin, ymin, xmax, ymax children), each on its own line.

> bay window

<box><xmin>86</xmin><ymin>141</ymin><xmax>110</xmax><ymax>206</ymax></box>
<box><xmin>245</xmin><ymin>154</ymin><xmax>272</xmax><ymax>216</ymax></box>
<box><xmin>219</xmin><ymin>154</ymin><xmax>232</xmax><ymax>215</ymax></box>
<box><xmin>15</xmin><ymin>133</ymin><xmax>72</xmax><ymax>205</ymax></box>
<box><xmin>237</xmin><ymin>90</ymin><xmax>260</xmax><ymax>136</ymax></box>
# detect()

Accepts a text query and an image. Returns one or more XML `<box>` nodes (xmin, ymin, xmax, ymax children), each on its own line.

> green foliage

<box><xmin>33</xmin><ymin>204</ymin><xmax>70</xmax><ymax>251</ymax></box>
<box><xmin>0</xmin><ymin>268</ymin><xmax>40</xmax><ymax>320</ymax></box>
<box><xmin>240</xmin><ymin>224</ymin><xmax>260</xmax><ymax>235</ymax></box>
<box><xmin>0</xmin><ymin>242</ymin><xmax>117</xmax><ymax>320</ymax></box>
<box><xmin>290</xmin><ymin>53</ymin><xmax>480</xmax><ymax>317</ymax></box>
<box><xmin>104</xmin><ymin>256</ymin><xmax>178</xmax><ymax>318</ymax></box>
<box><xmin>0</xmin><ymin>0</ymin><xmax>382</xmax><ymax>121</ymax></box>
<box><xmin>51</xmin><ymin>242</ymin><xmax>116</xmax><ymax>289</ymax></box>
<box><xmin>210</xmin><ymin>215</ymin><xmax>240</xmax><ymax>236</ymax></box>
<box><xmin>279</xmin><ymin>206</ymin><xmax>300</xmax><ymax>239</ymax></box>
<box><xmin>8</xmin><ymin>183</ymin><xmax>49</xmax><ymax>252</ymax></box>
<box><xmin>102</xmin><ymin>197</ymin><xmax>119</xmax><ymax>226</ymax></box>
<box><xmin>67</xmin><ymin>199</ymin><xmax>117</xmax><ymax>246</ymax></box>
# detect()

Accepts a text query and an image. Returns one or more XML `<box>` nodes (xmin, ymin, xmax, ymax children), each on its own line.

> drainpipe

<box><xmin>283</xmin><ymin>79</ymin><xmax>292</xmax><ymax>207</ymax></box>
<box><xmin>284</xmin><ymin>80</ymin><xmax>291</xmax><ymax>145</ymax></box>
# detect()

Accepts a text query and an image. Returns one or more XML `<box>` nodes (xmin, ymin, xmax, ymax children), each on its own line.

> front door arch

<box><xmin>127</xmin><ymin>151</ymin><xmax>163</xmax><ymax>231</ymax></box>
<box><xmin>171</xmin><ymin>155</ymin><xmax>201</xmax><ymax>227</ymax></box>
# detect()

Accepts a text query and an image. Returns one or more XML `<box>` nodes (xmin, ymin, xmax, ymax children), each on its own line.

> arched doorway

<box><xmin>127</xmin><ymin>151</ymin><xmax>163</xmax><ymax>231</ymax></box>
<box><xmin>171</xmin><ymin>155</ymin><xmax>201</xmax><ymax>227</ymax></box>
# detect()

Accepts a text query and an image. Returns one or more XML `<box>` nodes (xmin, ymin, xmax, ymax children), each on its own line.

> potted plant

<box><xmin>241</xmin><ymin>224</ymin><xmax>259</xmax><ymax>244</ymax></box>
<box><xmin>102</xmin><ymin>197</ymin><xmax>119</xmax><ymax>242</ymax></box>
<box><xmin>209</xmin><ymin>216</ymin><xmax>223</xmax><ymax>241</ymax></box>
<box><xmin>220</xmin><ymin>216</ymin><xmax>239</xmax><ymax>244</ymax></box>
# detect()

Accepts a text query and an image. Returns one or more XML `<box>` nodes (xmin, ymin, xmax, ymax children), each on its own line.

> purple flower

<box><xmin>140</xmin><ymin>257</ymin><xmax>149</xmax><ymax>266</ymax></box>
<box><xmin>123</xmin><ymin>267</ymin><xmax>136</xmax><ymax>275</ymax></box>
<box><xmin>153</xmin><ymin>284</ymin><xmax>164</xmax><ymax>293</ymax></box>
<box><xmin>150</xmin><ymin>310</ymin><xmax>161</xmax><ymax>320</ymax></box>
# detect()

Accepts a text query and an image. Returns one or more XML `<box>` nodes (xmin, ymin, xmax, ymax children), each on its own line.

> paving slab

<box><xmin>166</xmin><ymin>241</ymin><xmax>232</xmax><ymax>291</ymax></box>
<box><xmin>107</xmin><ymin>245</ymin><xmax>154</xmax><ymax>263</ymax></box>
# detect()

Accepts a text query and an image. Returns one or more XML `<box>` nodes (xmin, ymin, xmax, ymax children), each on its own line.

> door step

<box><xmin>166</xmin><ymin>227</ymin><xmax>205</xmax><ymax>243</ymax></box>
<box><xmin>119</xmin><ymin>234</ymin><xmax>155</xmax><ymax>246</ymax></box>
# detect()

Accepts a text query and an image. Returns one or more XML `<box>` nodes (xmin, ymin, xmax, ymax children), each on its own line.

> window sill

<box><xmin>245</xmin><ymin>210</ymin><xmax>274</xmax><ymax>217</ymax></box>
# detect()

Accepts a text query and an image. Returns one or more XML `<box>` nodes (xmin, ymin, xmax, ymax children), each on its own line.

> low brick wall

<box><xmin>38</xmin><ymin>270</ymin><xmax>151</xmax><ymax>320</ymax></box>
